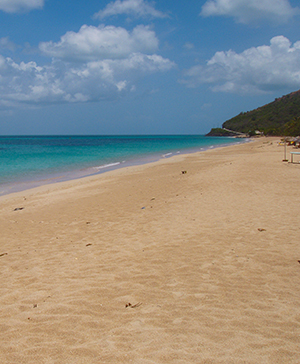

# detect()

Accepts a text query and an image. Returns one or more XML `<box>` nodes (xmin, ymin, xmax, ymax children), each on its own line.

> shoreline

<box><xmin>1</xmin><ymin>136</ymin><xmax>300</xmax><ymax>363</ymax></box>
<box><xmin>0</xmin><ymin>136</ymin><xmax>247</xmax><ymax>198</ymax></box>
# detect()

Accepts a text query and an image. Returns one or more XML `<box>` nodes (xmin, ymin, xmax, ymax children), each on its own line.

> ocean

<box><xmin>0</xmin><ymin>135</ymin><xmax>246</xmax><ymax>196</ymax></box>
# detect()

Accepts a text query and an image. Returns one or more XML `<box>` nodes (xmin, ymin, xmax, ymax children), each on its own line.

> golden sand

<box><xmin>0</xmin><ymin>137</ymin><xmax>300</xmax><ymax>363</ymax></box>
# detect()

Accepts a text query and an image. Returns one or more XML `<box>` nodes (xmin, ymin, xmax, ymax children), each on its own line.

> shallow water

<box><xmin>0</xmin><ymin>135</ymin><xmax>245</xmax><ymax>195</ymax></box>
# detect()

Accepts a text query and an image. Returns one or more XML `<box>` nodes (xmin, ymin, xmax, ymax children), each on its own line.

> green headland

<box><xmin>206</xmin><ymin>90</ymin><xmax>300</xmax><ymax>137</ymax></box>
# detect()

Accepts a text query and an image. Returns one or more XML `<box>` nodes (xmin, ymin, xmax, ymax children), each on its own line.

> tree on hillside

<box><xmin>283</xmin><ymin>117</ymin><xmax>300</xmax><ymax>136</ymax></box>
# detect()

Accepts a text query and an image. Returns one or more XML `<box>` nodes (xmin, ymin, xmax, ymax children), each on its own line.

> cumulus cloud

<box><xmin>0</xmin><ymin>15</ymin><xmax>175</xmax><ymax>108</ymax></box>
<box><xmin>0</xmin><ymin>52</ymin><xmax>175</xmax><ymax>107</ymax></box>
<box><xmin>39</xmin><ymin>25</ymin><xmax>159</xmax><ymax>62</ymax></box>
<box><xmin>0</xmin><ymin>0</ymin><xmax>43</xmax><ymax>13</ymax></box>
<box><xmin>94</xmin><ymin>0</ymin><xmax>168</xmax><ymax>20</ymax></box>
<box><xmin>200</xmin><ymin>0</ymin><xmax>299</xmax><ymax>24</ymax></box>
<box><xmin>181</xmin><ymin>36</ymin><xmax>300</xmax><ymax>93</ymax></box>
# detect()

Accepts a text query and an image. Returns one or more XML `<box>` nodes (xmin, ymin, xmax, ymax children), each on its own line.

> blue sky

<box><xmin>0</xmin><ymin>0</ymin><xmax>300</xmax><ymax>135</ymax></box>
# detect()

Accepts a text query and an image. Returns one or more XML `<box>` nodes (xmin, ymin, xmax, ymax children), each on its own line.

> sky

<box><xmin>0</xmin><ymin>0</ymin><xmax>300</xmax><ymax>135</ymax></box>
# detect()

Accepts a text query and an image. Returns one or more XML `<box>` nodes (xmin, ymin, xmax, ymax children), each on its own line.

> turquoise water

<box><xmin>0</xmin><ymin>135</ymin><xmax>244</xmax><ymax>195</ymax></box>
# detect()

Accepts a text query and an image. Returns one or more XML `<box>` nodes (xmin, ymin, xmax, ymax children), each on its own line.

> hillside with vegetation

<box><xmin>206</xmin><ymin>90</ymin><xmax>300</xmax><ymax>136</ymax></box>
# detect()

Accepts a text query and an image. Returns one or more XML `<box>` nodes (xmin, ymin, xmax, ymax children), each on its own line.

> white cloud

<box><xmin>184</xmin><ymin>42</ymin><xmax>194</xmax><ymax>50</ymax></box>
<box><xmin>94</xmin><ymin>0</ymin><xmax>168</xmax><ymax>19</ymax></box>
<box><xmin>0</xmin><ymin>53</ymin><xmax>175</xmax><ymax>107</ymax></box>
<box><xmin>40</xmin><ymin>25</ymin><xmax>159</xmax><ymax>62</ymax></box>
<box><xmin>0</xmin><ymin>14</ymin><xmax>176</xmax><ymax>108</ymax></box>
<box><xmin>200</xmin><ymin>0</ymin><xmax>299</xmax><ymax>24</ymax></box>
<box><xmin>0</xmin><ymin>0</ymin><xmax>43</xmax><ymax>13</ymax></box>
<box><xmin>0</xmin><ymin>37</ymin><xmax>17</xmax><ymax>52</ymax></box>
<box><xmin>182</xmin><ymin>36</ymin><xmax>300</xmax><ymax>93</ymax></box>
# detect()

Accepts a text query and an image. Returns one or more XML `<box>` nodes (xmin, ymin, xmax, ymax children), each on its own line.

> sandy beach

<box><xmin>0</xmin><ymin>137</ymin><xmax>300</xmax><ymax>364</ymax></box>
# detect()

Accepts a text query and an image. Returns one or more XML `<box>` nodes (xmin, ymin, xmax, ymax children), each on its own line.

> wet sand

<box><xmin>0</xmin><ymin>137</ymin><xmax>299</xmax><ymax>363</ymax></box>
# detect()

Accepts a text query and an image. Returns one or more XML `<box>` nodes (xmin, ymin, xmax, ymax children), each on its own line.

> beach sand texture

<box><xmin>0</xmin><ymin>138</ymin><xmax>300</xmax><ymax>363</ymax></box>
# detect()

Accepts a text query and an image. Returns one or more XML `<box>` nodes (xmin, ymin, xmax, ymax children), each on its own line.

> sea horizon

<box><xmin>0</xmin><ymin>135</ymin><xmax>248</xmax><ymax>196</ymax></box>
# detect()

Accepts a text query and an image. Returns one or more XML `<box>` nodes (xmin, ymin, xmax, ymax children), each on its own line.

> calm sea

<box><xmin>0</xmin><ymin>135</ymin><xmax>245</xmax><ymax>196</ymax></box>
